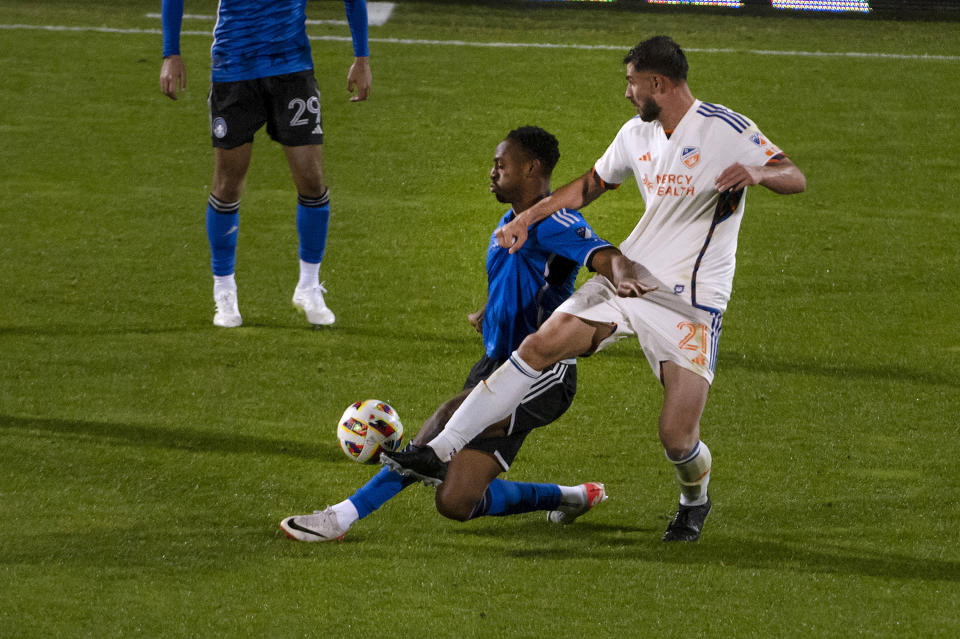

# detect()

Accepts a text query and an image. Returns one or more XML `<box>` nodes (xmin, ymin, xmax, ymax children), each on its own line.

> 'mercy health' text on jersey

<box><xmin>594</xmin><ymin>99</ymin><xmax>785</xmax><ymax>314</ymax></box>
<box><xmin>484</xmin><ymin>209</ymin><xmax>612</xmax><ymax>360</ymax></box>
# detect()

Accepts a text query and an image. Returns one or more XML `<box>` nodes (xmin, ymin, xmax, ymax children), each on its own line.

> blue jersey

<box><xmin>161</xmin><ymin>0</ymin><xmax>369</xmax><ymax>82</ymax></box>
<box><xmin>483</xmin><ymin>208</ymin><xmax>612</xmax><ymax>360</ymax></box>
<box><xmin>210</xmin><ymin>0</ymin><xmax>313</xmax><ymax>82</ymax></box>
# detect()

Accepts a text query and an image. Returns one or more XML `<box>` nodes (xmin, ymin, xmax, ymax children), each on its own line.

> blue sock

<box><xmin>348</xmin><ymin>466</ymin><xmax>416</xmax><ymax>519</ymax></box>
<box><xmin>206</xmin><ymin>194</ymin><xmax>239</xmax><ymax>276</ymax></box>
<box><xmin>469</xmin><ymin>479</ymin><xmax>562</xmax><ymax>519</ymax></box>
<box><xmin>296</xmin><ymin>191</ymin><xmax>330</xmax><ymax>264</ymax></box>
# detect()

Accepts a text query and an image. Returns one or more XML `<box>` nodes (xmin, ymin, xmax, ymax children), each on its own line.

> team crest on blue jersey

<box><xmin>674</xmin><ymin>284</ymin><xmax>685</xmax><ymax>295</ymax></box>
<box><xmin>212</xmin><ymin>117</ymin><xmax>228</xmax><ymax>139</ymax></box>
<box><xmin>681</xmin><ymin>146</ymin><xmax>700</xmax><ymax>168</ymax></box>
<box><xmin>576</xmin><ymin>226</ymin><xmax>593</xmax><ymax>239</ymax></box>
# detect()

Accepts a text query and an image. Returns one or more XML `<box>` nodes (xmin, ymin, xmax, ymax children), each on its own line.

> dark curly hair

<box><xmin>623</xmin><ymin>35</ymin><xmax>688</xmax><ymax>82</ymax></box>
<box><xmin>506</xmin><ymin>126</ymin><xmax>560</xmax><ymax>176</ymax></box>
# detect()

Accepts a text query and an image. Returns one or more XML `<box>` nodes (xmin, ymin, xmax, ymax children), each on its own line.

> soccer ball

<box><xmin>337</xmin><ymin>399</ymin><xmax>404</xmax><ymax>464</ymax></box>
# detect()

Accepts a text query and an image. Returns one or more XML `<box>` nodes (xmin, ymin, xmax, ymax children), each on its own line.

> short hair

<box><xmin>505</xmin><ymin>126</ymin><xmax>560</xmax><ymax>175</ymax></box>
<box><xmin>623</xmin><ymin>35</ymin><xmax>688</xmax><ymax>82</ymax></box>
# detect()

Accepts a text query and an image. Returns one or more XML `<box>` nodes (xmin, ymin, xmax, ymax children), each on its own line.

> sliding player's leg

<box><xmin>383</xmin><ymin>313</ymin><xmax>611</xmax><ymax>478</ymax></box>
<box><xmin>435</xmin><ymin>434</ymin><xmax>606</xmax><ymax>525</ymax></box>
<box><xmin>280</xmin><ymin>389</ymin><xmax>470</xmax><ymax>542</ymax></box>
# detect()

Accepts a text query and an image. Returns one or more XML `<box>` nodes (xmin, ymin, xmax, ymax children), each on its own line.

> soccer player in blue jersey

<box><xmin>160</xmin><ymin>0</ymin><xmax>372</xmax><ymax>327</ymax></box>
<box><xmin>280</xmin><ymin>126</ymin><xmax>651</xmax><ymax>541</ymax></box>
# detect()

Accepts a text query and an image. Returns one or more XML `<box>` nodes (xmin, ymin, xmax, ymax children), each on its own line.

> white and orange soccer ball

<box><xmin>336</xmin><ymin>399</ymin><xmax>404</xmax><ymax>464</ymax></box>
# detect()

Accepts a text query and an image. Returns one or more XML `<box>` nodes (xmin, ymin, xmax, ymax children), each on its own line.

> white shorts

<box><xmin>555</xmin><ymin>274</ymin><xmax>722</xmax><ymax>384</ymax></box>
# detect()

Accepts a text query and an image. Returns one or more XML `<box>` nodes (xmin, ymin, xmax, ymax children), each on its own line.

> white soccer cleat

<box><xmin>292</xmin><ymin>283</ymin><xmax>335</xmax><ymax>326</ymax></box>
<box><xmin>280</xmin><ymin>507</ymin><xmax>347</xmax><ymax>542</ymax></box>
<box><xmin>548</xmin><ymin>482</ymin><xmax>607</xmax><ymax>525</ymax></box>
<box><xmin>213</xmin><ymin>288</ymin><xmax>242</xmax><ymax>327</ymax></box>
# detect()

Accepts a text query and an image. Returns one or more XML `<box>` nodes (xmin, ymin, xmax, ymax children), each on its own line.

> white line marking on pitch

<box><xmin>0</xmin><ymin>21</ymin><xmax>957</xmax><ymax>62</ymax></box>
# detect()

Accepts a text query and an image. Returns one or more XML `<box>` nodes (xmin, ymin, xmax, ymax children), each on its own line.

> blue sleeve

<box><xmin>344</xmin><ymin>0</ymin><xmax>370</xmax><ymax>57</ymax></box>
<box><xmin>161</xmin><ymin>0</ymin><xmax>184</xmax><ymax>57</ymax></box>
<box><xmin>533</xmin><ymin>209</ymin><xmax>612</xmax><ymax>267</ymax></box>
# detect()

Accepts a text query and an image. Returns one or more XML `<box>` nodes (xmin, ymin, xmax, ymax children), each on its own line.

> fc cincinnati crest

<box><xmin>681</xmin><ymin>146</ymin><xmax>700</xmax><ymax>168</ymax></box>
<box><xmin>212</xmin><ymin>117</ymin><xmax>228</xmax><ymax>139</ymax></box>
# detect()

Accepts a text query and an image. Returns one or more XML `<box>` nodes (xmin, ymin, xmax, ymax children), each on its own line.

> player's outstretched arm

<box><xmin>715</xmin><ymin>157</ymin><xmax>806</xmax><ymax>195</ymax></box>
<box><xmin>496</xmin><ymin>169</ymin><xmax>608</xmax><ymax>253</ymax></box>
<box><xmin>590</xmin><ymin>248</ymin><xmax>658</xmax><ymax>298</ymax></box>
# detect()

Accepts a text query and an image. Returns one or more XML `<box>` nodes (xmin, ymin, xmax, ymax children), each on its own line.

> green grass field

<box><xmin>1</xmin><ymin>1</ymin><xmax>958</xmax><ymax>637</ymax></box>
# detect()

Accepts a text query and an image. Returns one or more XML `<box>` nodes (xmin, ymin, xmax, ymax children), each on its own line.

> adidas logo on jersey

<box><xmin>637</xmin><ymin>151</ymin><xmax>652</xmax><ymax>162</ymax></box>
<box><xmin>311</xmin><ymin>123</ymin><xmax>324</xmax><ymax>135</ymax></box>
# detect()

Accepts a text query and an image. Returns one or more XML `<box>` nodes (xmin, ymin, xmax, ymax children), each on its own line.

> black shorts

<box><xmin>462</xmin><ymin>354</ymin><xmax>577</xmax><ymax>471</ymax></box>
<box><xmin>207</xmin><ymin>70</ymin><xmax>324</xmax><ymax>149</ymax></box>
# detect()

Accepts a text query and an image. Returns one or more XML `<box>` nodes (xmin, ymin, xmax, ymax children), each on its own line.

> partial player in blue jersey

<box><xmin>159</xmin><ymin>0</ymin><xmax>372</xmax><ymax>328</ymax></box>
<box><xmin>281</xmin><ymin>126</ymin><xmax>642</xmax><ymax>541</ymax></box>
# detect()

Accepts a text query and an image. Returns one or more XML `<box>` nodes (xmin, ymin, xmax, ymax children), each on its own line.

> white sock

<box><xmin>297</xmin><ymin>259</ymin><xmax>320</xmax><ymax>290</ymax></box>
<box><xmin>427</xmin><ymin>351</ymin><xmax>540</xmax><ymax>461</ymax></box>
<box><xmin>558</xmin><ymin>484</ymin><xmax>583</xmax><ymax>507</ymax></box>
<box><xmin>668</xmin><ymin>441</ymin><xmax>712</xmax><ymax>507</ymax></box>
<box><xmin>213</xmin><ymin>273</ymin><xmax>236</xmax><ymax>294</ymax></box>
<box><xmin>330</xmin><ymin>500</ymin><xmax>359</xmax><ymax>530</ymax></box>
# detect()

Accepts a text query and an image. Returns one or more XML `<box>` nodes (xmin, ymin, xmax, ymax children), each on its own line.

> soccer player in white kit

<box><xmin>384</xmin><ymin>36</ymin><xmax>806</xmax><ymax>541</ymax></box>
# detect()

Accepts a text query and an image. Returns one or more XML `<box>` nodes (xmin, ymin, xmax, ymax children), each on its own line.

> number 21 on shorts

<box><xmin>677</xmin><ymin>321</ymin><xmax>708</xmax><ymax>367</ymax></box>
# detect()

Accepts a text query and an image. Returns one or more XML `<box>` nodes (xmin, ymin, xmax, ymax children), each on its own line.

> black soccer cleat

<box><xmin>380</xmin><ymin>444</ymin><xmax>447</xmax><ymax>486</ymax></box>
<box><xmin>662</xmin><ymin>497</ymin><xmax>712</xmax><ymax>542</ymax></box>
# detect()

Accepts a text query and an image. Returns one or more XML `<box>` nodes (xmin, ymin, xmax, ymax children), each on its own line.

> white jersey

<box><xmin>594</xmin><ymin>99</ymin><xmax>784</xmax><ymax>314</ymax></box>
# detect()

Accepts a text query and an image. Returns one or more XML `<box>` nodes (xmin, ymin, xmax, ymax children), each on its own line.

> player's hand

<box><xmin>467</xmin><ymin>308</ymin><xmax>485</xmax><ymax>333</ymax></box>
<box><xmin>616</xmin><ymin>279</ymin><xmax>658</xmax><ymax>298</ymax></box>
<box><xmin>160</xmin><ymin>55</ymin><xmax>187</xmax><ymax>100</ymax></box>
<box><xmin>495</xmin><ymin>216</ymin><xmax>529</xmax><ymax>254</ymax></box>
<box><xmin>610</xmin><ymin>254</ymin><xmax>657</xmax><ymax>298</ymax></box>
<box><xmin>715</xmin><ymin>162</ymin><xmax>762</xmax><ymax>192</ymax></box>
<box><xmin>347</xmin><ymin>57</ymin><xmax>371</xmax><ymax>102</ymax></box>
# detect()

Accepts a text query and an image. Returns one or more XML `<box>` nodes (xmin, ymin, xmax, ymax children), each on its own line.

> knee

<box><xmin>212</xmin><ymin>182</ymin><xmax>244</xmax><ymax>204</ymax></box>
<box><xmin>658</xmin><ymin>422</ymin><xmax>699</xmax><ymax>460</ymax></box>
<box><xmin>295</xmin><ymin>169</ymin><xmax>326</xmax><ymax>199</ymax></box>
<box><xmin>298</xmin><ymin>180</ymin><xmax>326</xmax><ymax>200</ymax></box>
<box><xmin>516</xmin><ymin>333</ymin><xmax>559</xmax><ymax>371</ymax></box>
<box><xmin>435</xmin><ymin>490</ymin><xmax>476</xmax><ymax>522</ymax></box>
<box><xmin>211</xmin><ymin>165</ymin><xmax>247</xmax><ymax>203</ymax></box>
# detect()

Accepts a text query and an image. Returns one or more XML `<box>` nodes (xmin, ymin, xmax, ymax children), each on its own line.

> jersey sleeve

<box><xmin>161</xmin><ymin>0</ymin><xmax>184</xmax><ymax>57</ymax></box>
<box><xmin>344</xmin><ymin>0</ymin><xmax>370</xmax><ymax>57</ymax></box>
<box><xmin>736</xmin><ymin>121</ymin><xmax>786</xmax><ymax>166</ymax></box>
<box><xmin>533</xmin><ymin>209</ymin><xmax>612</xmax><ymax>267</ymax></box>
<box><xmin>592</xmin><ymin>120</ymin><xmax>635</xmax><ymax>186</ymax></box>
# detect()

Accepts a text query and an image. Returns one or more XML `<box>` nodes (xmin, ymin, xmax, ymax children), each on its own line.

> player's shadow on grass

<box><xmin>0</xmin><ymin>414</ymin><xmax>339</xmax><ymax>461</ymax></box>
<box><xmin>719</xmin><ymin>349</ymin><xmax>959</xmax><ymax>388</ymax></box>
<box><xmin>650</xmin><ymin>534</ymin><xmax>960</xmax><ymax>584</ymax></box>
<box><xmin>0</xmin><ymin>323</ymin><xmax>474</xmax><ymax>348</ymax></box>
<box><xmin>452</xmin><ymin>519</ymin><xmax>960</xmax><ymax>583</ymax></box>
<box><xmin>592</xmin><ymin>345</ymin><xmax>958</xmax><ymax>388</ymax></box>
